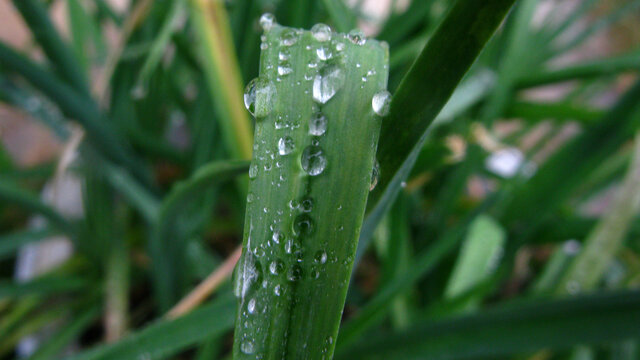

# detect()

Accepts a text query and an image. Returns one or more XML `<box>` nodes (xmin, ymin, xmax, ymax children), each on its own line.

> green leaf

<box><xmin>65</xmin><ymin>294</ymin><xmax>235</xmax><ymax>360</ymax></box>
<box><xmin>0</xmin><ymin>276</ymin><xmax>88</xmax><ymax>299</ymax></box>
<box><xmin>233</xmin><ymin>24</ymin><xmax>388</xmax><ymax>359</ymax></box>
<box><xmin>337</xmin><ymin>290</ymin><xmax>640</xmax><ymax>360</ymax></box>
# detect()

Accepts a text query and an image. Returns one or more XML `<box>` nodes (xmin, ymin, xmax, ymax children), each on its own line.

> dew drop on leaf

<box><xmin>244</xmin><ymin>77</ymin><xmax>276</xmax><ymax>118</ymax></box>
<box><xmin>311</xmin><ymin>23</ymin><xmax>332</xmax><ymax>42</ymax></box>
<box><xmin>370</xmin><ymin>160</ymin><xmax>380</xmax><ymax>191</ymax></box>
<box><xmin>347</xmin><ymin>29</ymin><xmax>366</xmax><ymax>45</ymax></box>
<box><xmin>301</xmin><ymin>145</ymin><xmax>327</xmax><ymax>176</ymax></box>
<box><xmin>309</xmin><ymin>111</ymin><xmax>327</xmax><ymax>136</ymax></box>
<box><xmin>278</xmin><ymin>136</ymin><xmax>295</xmax><ymax>155</ymax></box>
<box><xmin>372</xmin><ymin>90</ymin><xmax>392</xmax><ymax>116</ymax></box>
<box><xmin>313</xmin><ymin>65</ymin><xmax>345</xmax><ymax>104</ymax></box>
<box><xmin>259</xmin><ymin>13</ymin><xmax>276</xmax><ymax>31</ymax></box>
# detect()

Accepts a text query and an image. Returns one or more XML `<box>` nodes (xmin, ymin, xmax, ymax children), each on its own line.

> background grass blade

<box><xmin>337</xmin><ymin>290</ymin><xmax>640</xmax><ymax>360</ymax></box>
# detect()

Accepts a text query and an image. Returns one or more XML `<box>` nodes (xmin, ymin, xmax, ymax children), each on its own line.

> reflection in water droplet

<box><xmin>309</xmin><ymin>112</ymin><xmax>327</xmax><ymax>136</ymax></box>
<box><xmin>313</xmin><ymin>65</ymin><xmax>345</xmax><ymax>104</ymax></box>
<box><xmin>281</xmin><ymin>29</ymin><xmax>299</xmax><ymax>46</ymax></box>
<box><xmin>314</xmin><ymin>251</ymin><xmax>328</xmax><ymax>264</ymax></box>
<box><xmin>316</xmin><ymin>46</ymin><xmax>332</xmax><ymax>61</ymax></box>
<box><xmin>247</xmin><ymin>298</ymin><xmax>257</xmax><ymax>314</ymax></box>
<box><xmin>372</xmin><ymin>90</ymin><xmax>392</xmax><ymax>116</ymax></box>
<box><xmin>300</xmin><ymin>197</ymin><xmax>313</xmax><ymax>212</ymax></box>
<box><xmin>301</xmin><ymin>146</ymin><xmax>327</xmax><ymax>176</ymax></box>
<box><xmin>278</xmin><ymin>136</ymin><xmax>295</xmax><ymax>155</ymax></box>
<box><xmin>269</xmin><ymin>259</ymin><xmax>284</xmax><ymax>275</ymax></box>
<box><xmin>347</xmin><ymin>29</ymin><xmax>366</xmax><ymax>45</ymax></box>
<box><xmin>311</xmin><ymin>23</ymin><xmax>332</xmax><ymax>42</ymax></box>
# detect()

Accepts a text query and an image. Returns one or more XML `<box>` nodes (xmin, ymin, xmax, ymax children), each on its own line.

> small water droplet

<box><xmin>277</xmin><ymin>64</ymin><xmax>293</xmax><ymax>76</ymax></box>
<box><xmin>372</xmin><ymin>90</ymin><xmax>392</xmax><ymax>116</ymax></box>
<box><xmin>272</xmin><ymin>230</ymin><xmax>284</xmax><ymax>244</ymax></box>
<box><xmin>241</xmin><ymin>340</ymin><xmax>255</xmax><ymax>354</ymax></box>
<box><xmin>259</xmin><ymin>13</ymin><xmax>276</xmax><ymax>31</ymax></box>
<box><xmin>274</xmin><ymin>284</ymin><xmax>283</xmax><ymax>296</ymax></box>
<box><xmin>278</xmin><ymin>136</ymin><xmax>295</xmax><ymax>155</ymax></box>
<box><xmin>300</xmin><ymin>197</ymin><xmax>313</xmax><ymax>212</ymax></box>
<box><xmin>314</xmin><ymin>251</ymin><xmax>327</xmax><ymax>264</ymax></box>
<box><xmin>244</xmin><ymin>77</ymin><xmax>276</xmax><ymax>118</ymax></box>
<box><xmin>309</xmin><ymin>112</ymin><xmax>327</xmax><ymax>136</ymax></box>
<box><xmin>279</xmin><ymin>50</ymin><xmax>290</xmax><ymax>61</ymax></box>
<box><xmin>347</xmin><ymin>29</ymin><xmax>366</xmax><ymax>45</ymax></box>
<box><xmin>247</xmin><ymin>192</ymin><xmax>255</xmax><ymax>202</ymax></box>
<box><xmin>280</xmin><ymin>29</ymin><xmax>299</xmax><ymax>46</ymax></box>
<box><xmin>316</xmin><ymin>46</ymin><xmax>332</xmax><ymax>61</ymax></box>
<box><xmin>269</xmin><ymin>259</ymin><xmax>284</xmax><ymax>275</ymax></box>
<box><xmin>288</xmin><ymin>199</ymin><xmax>299</xmax><ymax>210</ymax></box>
<box><xmin>370</xmin><ymin>160</ymin><xmax>380</xmax><ymax>191</ymax></box>
<box><xmin>288</xmin><ymin>264</ymin><xmax>303</xmax><ymax>281</ymax></box>
<box><xmin>293</xmin><ymin>214</ymin><xmax>314</xmax><ymax>236</ymax></box>
<box><xmin>311</xmin><ymin>23</ymin><xmax>332</xmax><ymax>42</ymax></box>
<box><xmin>313</xmin><ymin>65</ymin><xmax>345</xmax><ymax>104</ymax></box>
<box><xmin>301</xmin><ymin>145</ymin><xmax>327</xmax><ymax>176</ymax></box>
<box><xmin>247</xmin><ymin>298</ymin><xmax>257</xmax><ymax>314</ymax></box>
<box><xmin>335</xmin><ymin>42</ymin><xmax>345</xmax><ymax>51</ymax></box>
<box><xmin>249</xmin><ymin>164</ymin><xmax>258</xmax><ymax>179</ymax></box>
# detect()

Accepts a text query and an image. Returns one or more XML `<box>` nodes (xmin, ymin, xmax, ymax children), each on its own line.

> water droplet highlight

<box><xmin>259</xmin><ymin>13</ymin><xmax>276</xmax><ymax>31</ymax></box>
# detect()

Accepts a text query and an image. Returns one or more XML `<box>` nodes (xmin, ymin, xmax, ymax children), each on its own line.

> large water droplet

<box><xmin>311</xmin><ymin>23</ymin><xmax>332</xmax><ymax>42</ymax></box>
<box><xmin>293</xmin><ymin>214</ymin><xmax>314</xmax><ymax>236</ymax></box>
<box><xmin>244</xmin><ymin>77</ymin><xmax>276</xmax><ymax>118</ymax></box>
<box><xmin>309</xmin><ymin>111</ymin><xmax>327</xmax><ymax>136</ymax></box>
<box><xmin>241</xmin><ymin>340</ymin><xmax>255</xmax><ymax>354</ymax></box>
<box><xmin>278</xmin><ymin>136</ymin><xmax>295</xmax><ymax>155</ymax></box>
<box><xmin>370</xmin><ymin>160</ymin><xmax>380</xmax><ymax>191</ymax></box>
<box><xmin>259</xmin><ymin>13</ymin><xmax>276</xmax><ymax>31</ymax></box>
<box><xmin>301</xmin><ymin>145</ymin><xmax>327</xmax><ymax>176</ymax></box>
<box><xmin>313</xmin><ymin>65</ymin><xmax>345</xmax><ymax>104</ymax></box>
<box><xmin>234</xmin><ymin>252</ymin><xmax>262</xmax><ymax>299</ymax></box>
<box><xmin>277</xmin><ymin>64</ymin><xmax>293</xmax><ymax>76</ymax></box>
<box><xmin>372</xmin><ymin>90</ymin><xmax>391</xmax><ymax>116</ymax></box>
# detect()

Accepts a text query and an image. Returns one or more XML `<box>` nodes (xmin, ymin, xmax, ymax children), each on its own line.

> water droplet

<box><xmin>370</xmin><ymin>160</ymin><xmax>380</xmax><ymax>191</ymax></box>
<box><xmin>274</xmin><ymin>284</ymin><xmax>283</xmax><ymax>296</ymax></box>
<box><xmin>259</xmin><ymin>13</ymin><xmax>276</xmax><ymax>31</ymax></box>
<box><xmin>278</xmin><ymin>51</ymin><xmax>290</xmax><ymax>61</ymax></box>
<box><xmin>372</xmin><ymin>90</ymin><xmax>391</xmax><ymax>116</ymax></box>
<box><xmin>280</xmin><ymin>29</ymin><xmax>299</xmax><ymax>46</ymax></box>
<box><xmin>293</xmin><ymin>214</ymin><xmax>314</xmax><ymax>236</ymax></box>
<box><xmin>300</xmin><ymin>197</ymin><xmax>313</xmax><ymax>212</ymax></box>
<box><xmin>314</xmin><ymin>251</ymin><xmax>327</xmax><ymax>264</ymax></box>
<box><xmin>247</xmin><ymin>298</ymin><xmax>257</xmax><ymax>313</ymax></box>
<box><xmin>277</xmin><ymin>64</ymin><xmax>293</xmax><ymax>76</ymax></box>
<box><xmin>247</xmin><ymin>192</ymin><xmax>255</xmax><ymax>203</ymax></box>
<box><xmin>241</xmin><ymin>340</ymin><xmax>255</xmax><ymax>354</ymax></box>
<box><xmin>234</xmin><ymin>252</ymin><xmax>262</xmax><ymax>299</ymax></box>
<box><xmin>313</xmin><ymin>65</ymin><xmax>345</xmax><ymax>104</ymax></box>
<box><xmin>309</xmin><ymin>112</ymin><xmax>327</xmax><ymax>136</ymax></box>
<box><xmin>347</xmin><ymin>29</ymin><xmax>366</xmax><ymax>45</ymax></box>
<box><xmin>244</xmin><ymin>77</ymin><xmax>276</xmax><ymax>118</ymax></box>
<box><xmin>288</xmin><ymin>199</ymin><xmax>299</xmax><ymax>210</ymax></box>
<box><xmin>335</xmin><ymin>42</ymin><xmax>345</xmax><ymax>51</ymax></box>
<box><xmin>288</xmin><ymin>264</ymin><xmax>303</xmax><ymax>281</ymax></box>
<box><xmin>272</xmin><ymin>230</ymin><xmax>284</xmax><ymax>244</ymax></box>
<box><xmin>301</xmin><ymin>146</ymin><xmax>327</xmax><ymax>176</ymax></box>
<box><xmin>249</xmin><ymin>164</ymin><xmax>258</xmax><ymax>179</ymax></box>
<box><xmin>311</xmin><ymin>23</ymin><xmax>332</xmax><ymax>42</ymax></box>
<box><xmin>316</xmin><ymin>46</ymin><xmax>332</xmax><ymax>61</ymax></box>
<box><xmin>278</xmin><ymin>136</ymin><xmax>295</xmax><ymax>155</ymax></box>
<box><xmin>269</xmin><ymin>259</ymin><xmax>284</xmax><ymax>275</ymax></box>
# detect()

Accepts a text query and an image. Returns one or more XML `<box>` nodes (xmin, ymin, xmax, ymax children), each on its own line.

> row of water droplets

<box><xmin>237</xmin><ymin>15</ymin><xmax>390</xmax><ymax>355</ymax></box>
